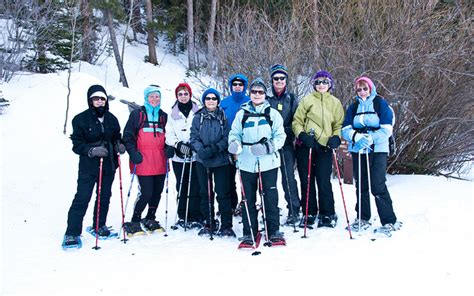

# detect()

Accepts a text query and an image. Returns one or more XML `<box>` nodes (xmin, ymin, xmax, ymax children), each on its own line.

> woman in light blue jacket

<box><xmin>228</xmin><ymin>78</ymin><xmax>286</xmax><ymax>246</ymax></box>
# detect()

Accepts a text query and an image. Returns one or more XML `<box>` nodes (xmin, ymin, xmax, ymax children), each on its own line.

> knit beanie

<box><xmin>249</xmin><ymin>78</ymin><xmax>267</xmax><ymax>93</ymax></box>
<box><xmin>175</xmin><ymin>82</ymin><xmax>193</xmax><ymax>99</ymax></box>
<box><xmin>201</xmin><ymin>88</ymin><xmax>221</xmax><ymax>104</ymax></box>
<box><xmin>269</xmin><ymin>64</ymin><xmax>289</xmax><ymax>78</ymax></box>
<box><xmin>311</xmin><ymin>70</ymin><xmax>333</xmax><ymax>90</ymax></box>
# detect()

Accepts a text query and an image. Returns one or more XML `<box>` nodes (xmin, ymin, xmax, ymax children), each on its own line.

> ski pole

<box><xmin>116</xmin><ymin>150</ymin><xmax>128</xmax><ymax>243</ymax></box>
<box><xmin>302</xmin><ymin>129</ymin><xmax>315</xmax><ymax>238</ymax></box>
<box><xmin>164</xmin><ymin>160</ymin><xmax>170</xmax><ymax>237</ymax></box>
<box><xmin>206</xmin><ymin>168</ymin><xmax>214</xmax><ymax>240</ymax></box>
<box><xmin>184</xmin><ymin>154</ymin><xmax>193</xmax><ymax>232</ymax></box>
<box><xmin>256</xmin><ymin>159</ymin><xmax>272</xmax><ymax>247</ymax></box>
<box><xmin>237</xmin><ymin>165</ymin><xmax>261</xmax><ymax>256</ymax></box>
<box><xmin>118</xmin><ymin>164</ymin><xmax>136</xmax><ymax>239</ymax></box>
<box><xmin>365</xmin><ymin>149</ymin><xmax>376</xmax><ymax>233</ymax></box>
<box><xmin>358</xmin><ymin>151</ymin><xmax>362</xmax><ymax>235</ymax></box>
<box><xmin>171</xmin><ymin>156</ymin><xmax>188</xmax><ymax>230</ymax></box>
<box><xmin>93</xmin><ymin>157</ymin><xmax>104</xmax><ymax>250</ymax></box>
<box><xmin>280</xmin><ymin>149</ymin><xmax>298</xmax><ymax>233</ymax></box>
<box><xmin>332</xmin><ymin>150</ymin><xmax>352</xmax><ymax>239</ymax></box>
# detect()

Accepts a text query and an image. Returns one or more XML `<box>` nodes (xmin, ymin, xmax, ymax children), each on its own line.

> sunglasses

<box><xmin>314</xmin><ymin>80</ymin><xmax>330</xmax><ymax>86</ymax></box>
<box><xmin>272</xmin><ymin>76</ymin><xmax>286</xmax><ymax>81</ymax></box>
<box><xmin>177</xmin><ymin>92</ymin><xmax>189</xmax><ymax>97</ymax></box>
<box><xmin>232</xmin><ymin>82</ymin><xmax>244</xmax><ymax>87</ymax></box>
<box><xmin>204</xmin><ymin>96</ymin><xmax>218</xmax><ymax>101</ymax></box>
<box><xmin>250</xmin><ymin>90</ymin><xmax>265</xmax><ymax>95</ymax></box>
<box><xmin>356</xmin><ymin>87</ymin><xmax>369</xmax><ymax>92</ymax></box>
<box><xmin>91</xmin><ymin>97</ymin><xmax>107</xmax><ymax>102</ymax></box>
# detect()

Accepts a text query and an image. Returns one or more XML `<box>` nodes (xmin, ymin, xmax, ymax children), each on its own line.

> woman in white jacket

<box><xmin>165</xmin><ymin>82</ymin><xmax>203</xmax><ymax>229</ymax></box>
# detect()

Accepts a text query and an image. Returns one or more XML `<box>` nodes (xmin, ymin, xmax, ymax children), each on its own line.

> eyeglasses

<box><xmin>356</xmin><ymin>87</ymin><xmax>369</xmax><ymax>92</ymax></box>
<box><xmin>232</xmin><ymin>82</ymin><xmax>244</xmax><ymax>87</ymax></box>
<box><xmin>204</xmin><ymin>96</ymin><xmax>218</xmax><ymax>101</ymax></box>
<box><xmin>177</xmin><ymin>92</ymin><xmax>189</xmax><ymax>97</ymax></box>
<box><xmin>250</xmin><ymin>90</ymin><xmax>265</xmax><ymax>95</ymax></box>
<box><xmin>91</xmin><ymin>97</ymin><xmax>107</xmax><ymax>102</ymax></box>
<box><xmin>314</xmin><ymin>80</ymin><xmax>329</xmax><ymax>86</ymax></box>
<box><xmin>272</xmin><ymin>76</ymin><xmax>286</xmax><ymax>81</ymax></box>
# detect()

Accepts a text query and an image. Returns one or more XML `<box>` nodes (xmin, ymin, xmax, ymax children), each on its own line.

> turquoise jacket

<box><xmin>228</xmin><ymin>100</ymin><xmax>286</xmax><ymax>173</ymax></box>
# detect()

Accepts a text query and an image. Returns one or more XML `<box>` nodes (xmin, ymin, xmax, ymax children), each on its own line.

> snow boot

<box><xmin>284</xmin><ymin>214</ymin><xmax>300</xmax><ymax>226</ymax></box>
<box><xmin>268</xmin><ymin>231</ymin><xmax>286</xmax><ymax>246</ymax></box>
<box><xmin>346</xmin><ymin>218</ymin><xmax>371</xmax><ymax>232</ymax></box>
<box><xmin>374</xmin><ymin>221</ymin><xmax>403</xmax><ymax>237</ymax></box>
<box><xmin>217</xmin><ymin>227</ymin><xmax>236</xmax><ymax>238</ymax></box>
<box><xmin>141</xmin><ymin>218</ymin><xmax>163</xmax><ymax>232</ymax></box>
<box><xmin>62</xmin><ymin>235</ymin><xmax>82</xmax><ymax>250</ymax></box>
<box><xmin>86</xmin><ymin>225</ymin><xmax>118</xmax><ymax>239</ymax></box>
<box><xmin>317</xmin><ymin>214</ymin><xmax>338</xmax><ymax>228</ymax></box>
<box><xmin>238</xmin><ymin>232</ymin><xmax>262</xmax><ymax>249</ymax></box>
<box><xmin>123</xmin><ymin>222</ymin><xmax>146</xmax><ymax>236</ymax></box>
<box><xmin>298</xmin><ymin>215</ymin><xmax>317</xmax><ymax>229</ymax></box>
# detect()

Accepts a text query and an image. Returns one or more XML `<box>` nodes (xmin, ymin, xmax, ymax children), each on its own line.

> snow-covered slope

<box><xmin>1</xmin><ymin>38</ymin><xmax>473</xmax><ymax>296</ymax></box>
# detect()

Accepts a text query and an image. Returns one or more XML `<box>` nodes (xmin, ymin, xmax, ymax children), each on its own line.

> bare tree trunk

<box><xmin>64</xmin><ymin>1</ymin><xmax>81</xmax><ymax>135</ymax></box>
<box><xmin>131</xmin><ymin>0</ymin><xmax>144</xmax><ymax>37</ymax></box>
<box><xmin>105</xmin><ymin>8</ymin><xmax>129</xmax><ymax>87</ymax></box>
<box><xmin>81</xmin><ymin>0</ymin><xmax>93</xmax><ymax>62</ymax></box>
<box><xmin>187</xmin><ymin>0</ymin><xmax>196</xmax><ymax>70</ymax></box>
<box><xmin>121</xmin><ymin>0</ymin><xmax>134</xmax><ymax>65</ymax></box>
<box><xmin>311</xmin><ymin>0</ymin><xmax>320</xmax><ymax>61</ymax></box>
<box><xmin>207</xmin><ymin>0</ymin><xmax>217</xmax><ymax>74</ymax></box>
<box><xmin>145</xmin><ymin>0</ymin><xmax>157</xmax><ymax>65</ymax></box>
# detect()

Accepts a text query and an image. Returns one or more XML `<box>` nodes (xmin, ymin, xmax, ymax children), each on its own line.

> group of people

<box><xmin>61</xmin><ymin>64</ymin><xmax>401</xmax><ymax>249</ymax></box>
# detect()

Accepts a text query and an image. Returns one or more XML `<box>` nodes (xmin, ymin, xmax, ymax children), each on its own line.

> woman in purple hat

<box><xmin>292</xmin><ymin>70</ymin><xmax>344</xmax><ymax>229</ymax></box>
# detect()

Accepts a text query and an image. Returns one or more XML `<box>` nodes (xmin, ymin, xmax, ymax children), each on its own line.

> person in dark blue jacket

<box><xmin>190</xmin><ymin>88</ymin><xmax>235</xmax><ymax>237</ymax></box>
<box><xmin>342</xmin><ymin>76</ymin><xmax>401</xmax><ymax>235</ymax></box>
<box><xmin>220</xmin><ymin>74</ymin><xmax>251</xmax><ymax>214</ymax></box>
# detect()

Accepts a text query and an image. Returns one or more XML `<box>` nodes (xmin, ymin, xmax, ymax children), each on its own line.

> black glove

<box><xmin>165</xmin><ymin>145</ymin><xmax>175</xmax><ymax>159</ymax></box>
<box><xmin>88</xmin><ymin>146</ymin><xmax>108</xmax><ymax>158</ymax></box>
<box><xmin>198</xmin><ymin>147</ymin><xmax>214</xmax><ymax>160</ymax></box>
<box><xmin>176</xmin><ymin>141</ymin><xmax>192</xmax><ymax>156</ymax></box>
<box><xmin>327</xmin><ymin>136</ymin><xmax>341</xmax><ymax>149</ymax></box>
<box><xmin>298</xmin><ymin>132</ymin><xmax>316</xmax><ymax>149</ymax></box>
<box><xmin>285</xmin><ymin>126</ymin><xmax>295</xmax><ymax>141</ymax></box>
<box><xmin>114</xmin><ymin>142</ymin><xmax>126</xmax><ymax>154</ymax></box>
<box><xmin>130</xmin><ymin>151</ymin><xmax>143</xmax><ymax>164</ymax></box>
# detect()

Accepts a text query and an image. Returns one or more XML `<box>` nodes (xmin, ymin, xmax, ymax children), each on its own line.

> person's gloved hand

<box><xmin>130</xmin><ymin>151</ymin><xmax>143</xmax><ymax>164</ymax></box>
<box><xmin>353</xmin><ymin>134</ymin><xmax>373</xmax><ymax>152</ymax></box>
<box><xmin>114</xmin><ymin>142</ymin><xmax>126</xmax><ymax>154</ymax></box>
<box><xmin>228</xmin><ymin>141</ymin><xmax>242</xmax><ymax>154</ymax></box>
<box><xmin>88</xmin><ymin>146</ymin><xmax>108</xmax><ymax>158</ymax></box>
<box><xmin>298</xmin><ymin>132</ymin><xmax>316</xmax><ymax>148</ymax></box>
<box><xmin>198</xmin><ymin>147</ymin><xmax>214</xmax><ymax>160</ymax></box>
<box><xmin>327</xmin><ymin>136</ymin><xmax>341</xmax><ymax>149</ymax></box>
<box><xmin>250</xmin><ymin>141</ymin><xmax>274</xmax><ymax>156</ymax></box>
<box><xmin>176</xmin><ymin>141</ymin><xmax>192</xmax><ymax>156</ymax></box>
<box><xmin>164</xmin><ymin>145</ymin><xmax>175</xmax><ymax>159</ymax></box>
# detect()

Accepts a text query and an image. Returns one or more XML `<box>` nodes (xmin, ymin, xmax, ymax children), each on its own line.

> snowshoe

<box><xmin>217</xmin><ymin>227</ymin><xmax>236</xmax><ymax>238</ymax></box>
<box><xmin>298</xmin><ymin>215</ymin><xmax>317</xmax><ymax>229</ymax></box>
<box><xmin>141</xmin><ymin>218</ymin><xmax>164</xmax><ymax>233</ymax></box>
<box><xmin>346</xmin><ymin>219</ymin><xmax>371</xmax><ymax>232</ymax></box>
<box><xmin>123</xmin><ymin>222</ymin><xmax>146</xmax><ymax>237</ymax></box>
<box><xmin>62</xmin><ymin>235</ymin><xmax>82</xmax><ymax>250</ymax></box>
<box><xmin>268</xmin><ymin>231</ymin><xmax>286</xmax><ymax>246</ymax></box>
<box><xmin>238</xmin><ymin>232</ymin><xmax>262</xmax><ymax>249</ymax></box>
<box><xmin>86</xmin><ymin>225</ymin><xmax>118</xmax><ymax>240</ymax></box>
<box><xmin>373</xmin><ymin>221</ymin><xmax>402</xmax><ymax>237</ymax></box>
<box><xmin>317</xmin><ymin>214</ymin><xmax>338</xmax><ymax>228</ymax></box>
<box><xmin>189</xmin><ymin>221</ymin><xmax>204</xmax><ymax>230</ymax></box>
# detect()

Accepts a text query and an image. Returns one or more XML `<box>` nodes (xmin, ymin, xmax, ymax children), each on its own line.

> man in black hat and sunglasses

<box><xmin>267</xmin><ymin>64</ymin><xmax>301</xmax><ymax>227</ymax></box>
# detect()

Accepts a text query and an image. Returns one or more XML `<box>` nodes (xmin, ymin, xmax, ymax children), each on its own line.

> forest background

<box><xmin>1</xmin><ymin>0</ymin><xmax>472</xmax><ymax>176</ymax></box>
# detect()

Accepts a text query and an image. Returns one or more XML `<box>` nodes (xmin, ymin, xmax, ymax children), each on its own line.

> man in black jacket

<box><xmin>62</xmin><ymin>85</ymin><xmax>124</xmax><ymax>249</ymax></box>
<box><xmin>267</xmin><ymin>64</ymin><xmax>301</xmax><ymax>226</ymax></box>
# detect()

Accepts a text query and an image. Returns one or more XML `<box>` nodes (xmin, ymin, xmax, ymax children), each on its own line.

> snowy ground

<box><xmin>1</xmin><ymin>36</ymin><xmax>473</xmax><ymax>296</ymax></box>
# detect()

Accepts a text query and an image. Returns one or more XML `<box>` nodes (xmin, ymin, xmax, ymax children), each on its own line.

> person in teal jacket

<box><xmin>228</xmin><ymin>78</ymin><xmax>286</xmax><ymax>245</ymax></box>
